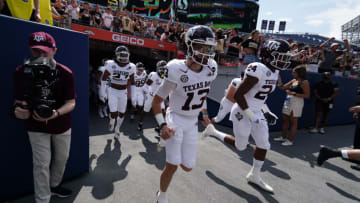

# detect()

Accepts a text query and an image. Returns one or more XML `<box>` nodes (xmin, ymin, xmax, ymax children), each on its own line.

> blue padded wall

<box><xmin>0</xmin><ymin>15</ymin><xmax>89</xmax><ymax>201</ymax></box>
<box><xmin>207</xmin><ymin>69</ymin><xmax>360</xmax><ymax>131</ymax></box>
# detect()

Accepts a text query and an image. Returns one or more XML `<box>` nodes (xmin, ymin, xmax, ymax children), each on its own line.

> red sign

<box><xmin>72</xmin><ymin>24</ymin><xmax>177</xmax><ymax>52</ymax></box>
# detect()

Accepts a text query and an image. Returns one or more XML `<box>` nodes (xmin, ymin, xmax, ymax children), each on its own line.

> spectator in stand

<box><xmin>241</xmin><ymin>29</ymin><xmax>261</xmax><ymax>65</ymax></box>
<box><xmin>0</xmin><ymin>0</ymin><xmax>41</xmax><ymax>22</ymax></box>
<box><xmin>101</xmin><ymin>7</ymin><xmax>113</xmax><ymax>31</ymax></box>
<box><xmin>112</xmin><ymin>10</ymin><xmax>122</xmax><ymax>33</ymax></box>
<box><xmin>79</xmin><ymin>2</ymin><xmax>90</xmax><ymax>26</ymax></box>
<box><xmin>144</xmin><ymin>21</ymin><xmax>154</xmax><ymax>39</ymax></box>
<box><xmin>307</xmin><ymin>46</ymin><xmax>321</xmax><ymax>73</ymax></box>
<box><xmin>65</xmin><ymin>0</ymin><xmax>79</xmax><ymax>22</ymax></box>
<box><xmin>215</xmin><ymin>29</ymin><xmax>225</xmax><ymax>64</ymax></box>
<box><xmin>274</xmin><ymin>65</ymin><xmax>310</xmax><ymax>146</ymax></box>
<box><xmin>226</xmin><ymin>28</ymin><xmax>242</xmax><ymax>64</ymax></box>
<box><xmin>155</xmin><ymin>21</ymin><xmax>165</xmax><ymax>40</ymax></box>
<box><xmin>318</xmin><ymin>37</ymin><xmax>349</xmax><ymax>74</ymax></box>
<box><xmin>132</xmin><ymin>15</ymin><xmax>141</xmax><ymax>37</ymax></box>
<box><xmin>160</xmin><ymin>30</ymin><xmax>171</xmax><ymax>43</ymax></box>
<box><xmin>309</xmin><ymin>72</ymin><xmax>339</xmax><ymax>134</ymax></box>
<box><xmin>90</xmin><ymin>4</ymin><xmax>102</xmax><ymax>28</ymax></box>
<box><xmin>341</xmin><ymin>48</ymin><xmax>354</xmax><ymax>77</ymax></box>
<box><xmin>122</xmin><ymin>11</ymin><xmax>134</xmax><ymax>35</ymax></box>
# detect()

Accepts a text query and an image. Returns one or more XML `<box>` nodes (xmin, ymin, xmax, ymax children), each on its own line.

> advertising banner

<box><xmin>72</xmin><ymin>24</ymin><xmax>177</xmax><ymax>52</ymax></box>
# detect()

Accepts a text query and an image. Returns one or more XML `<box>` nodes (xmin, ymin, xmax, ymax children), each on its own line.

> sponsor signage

<box><xmin>72</xmin><ymin>24</ymin><xmax>176</xmax><ymax>52</ymax></box>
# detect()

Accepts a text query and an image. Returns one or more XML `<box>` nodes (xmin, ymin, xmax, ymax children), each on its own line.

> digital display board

<box><xmin>83</xmin><ymin>0</ymin><xmax>175</xmax><ymax>18</ymax></box>
<box><xmin>176</xmin><ymin>0</ymin><xmax>259</xmax><ymax>32</ymax></box>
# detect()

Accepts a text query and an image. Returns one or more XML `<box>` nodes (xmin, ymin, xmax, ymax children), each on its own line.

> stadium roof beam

<box><xmin>342</xmin><ymin>15</ymin><xmax>360</xmax><ymax>46</ymax></box>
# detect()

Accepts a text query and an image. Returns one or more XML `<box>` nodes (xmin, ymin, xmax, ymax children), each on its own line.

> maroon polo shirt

<box><xmin>14</xmin><ymin>62</ymin><xmax>76</xmax><ymax>134</ymax></box>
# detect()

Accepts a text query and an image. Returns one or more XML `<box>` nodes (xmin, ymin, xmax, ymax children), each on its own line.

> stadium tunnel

<box><xmin>89</xmin><ymin>39</ymin><xmax>174</xmax><ymax>73</ymax></box>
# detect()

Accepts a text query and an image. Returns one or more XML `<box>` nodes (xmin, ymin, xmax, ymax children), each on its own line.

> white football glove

<box><xmin>244</xmin><ymin>109</ymin><xmax>261</xmax><ymax>124</ymax></box>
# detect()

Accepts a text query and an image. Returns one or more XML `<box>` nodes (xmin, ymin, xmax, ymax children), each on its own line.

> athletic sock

<box><xmin>214</xmin><ymin>129</ymin><xmax>227</xmax><ymax>142</ymax></box>
<box><xmin>341</xmin><ymin>150</ymin><xmax>349</xmax><ymax>159</ymax></box>
<box><xmin>159</xmin><ymin>190</ymin><xmax>167</xmax><ymax>201</ymax></box>
<box><xmin>116</xmin><ymin>117</ymin><xmax>124</xmax><ymax>128</ymax></box>
<box><xmin>251</xmin><ymin>158</ymin><xmax>264</xmax><ymax>176</ymax></box>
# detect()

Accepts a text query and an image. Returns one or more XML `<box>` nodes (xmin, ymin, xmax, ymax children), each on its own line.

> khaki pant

<box><xmin>28</xmin><ymin>129</ymin><xmax>71</xmax><ymax>203</ymax></box>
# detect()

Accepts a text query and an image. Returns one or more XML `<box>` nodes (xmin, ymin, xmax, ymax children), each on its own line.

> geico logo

<box><xmin>112</xmin><ymin>34</ymin><xmax>144</xmax><ymax>45</ymax></box>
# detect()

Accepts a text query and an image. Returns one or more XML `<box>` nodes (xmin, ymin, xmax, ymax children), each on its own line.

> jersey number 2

<box><xmin>182</xmin><ymin>89</ymin><xmax>209</xmax><ymax>111</ymax></box>
<box><xmin>254</xmin><ymin>85</ymin><xmax>273</xmax><ymax>100</ymax></box>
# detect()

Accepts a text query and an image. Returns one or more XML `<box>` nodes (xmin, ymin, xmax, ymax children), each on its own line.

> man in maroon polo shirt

<box><xmin>13</xmin><ymin>32</ymin><xmax>76</xmax><ymax>203</ymax></box>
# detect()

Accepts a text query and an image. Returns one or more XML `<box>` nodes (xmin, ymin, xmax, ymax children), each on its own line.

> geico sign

<box><xmin>112</xmin><ymin>34</ymin><xmax>144</xmax><ymax>46</ymax></box>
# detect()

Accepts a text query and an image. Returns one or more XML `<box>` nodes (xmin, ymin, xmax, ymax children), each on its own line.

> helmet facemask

<box><xmin>116</xmin><ymin>51</ymin><xmax>129</xmax><ymax>64</ymax></box>
<box><xmin>188</xmin><ymin>40</ymin><xmax>216</xmax><ymax>66</ymax></box>
<box><xmin>270</xmin><ymin>51</ymin><xmax>292</xmax><ymax>70</ymax></box>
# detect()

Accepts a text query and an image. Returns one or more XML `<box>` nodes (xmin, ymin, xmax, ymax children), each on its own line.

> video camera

<box><xmin>15</xmin><ymin>57</ymin><xmax>59</xmax><ymax>118</ymax></box>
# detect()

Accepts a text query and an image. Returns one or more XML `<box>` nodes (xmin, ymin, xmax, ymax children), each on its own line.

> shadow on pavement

<box><xmin>206</xmin><ymin>170</ymin><xmax>279</xmax><ymax>203</ymax></box>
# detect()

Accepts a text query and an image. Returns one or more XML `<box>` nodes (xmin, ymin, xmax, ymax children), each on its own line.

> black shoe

<box><xmin>51</xmin><ymin>186</ymin><xmax>72</xmax><ymax>198</ymax></box>
<box><xmin>137</xmin><ymin>122</ymin><xmax>143</xmax><ymax>131</ymax></box>
<box><xmin>351</xmin><ymin>164</ymin><xmax>360</xmax><ymax>171</ymax></box>
<box><xmin>317</xmin><ymin>147</ymin><xmax>338</xmax><ymax>166</ymax></box>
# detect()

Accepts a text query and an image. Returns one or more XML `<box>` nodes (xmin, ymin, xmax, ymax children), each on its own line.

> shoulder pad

<box><xmin>165</xmin><ymin>59</ymin><xmax>186</xmax><ymax>83</ymax></box>
<box><xmin>245</xmin><ymin>62</ymin><xmax>265</xmax><ymax>79</ymax></box>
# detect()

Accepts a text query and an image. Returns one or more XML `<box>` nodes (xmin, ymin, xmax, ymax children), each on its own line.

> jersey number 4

<box><xmin>254</xmin><ymin>85</ymin><xmax>273</xmax><ymax>100</ymax></box>
<box><xmin>182</xmin><ymin>89</ymin><xmax>209</xmax><ymax>111</ymax></box>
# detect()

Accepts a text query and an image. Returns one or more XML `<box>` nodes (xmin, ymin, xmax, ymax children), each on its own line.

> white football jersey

<box><xmin>147</xmin><ymin>72</ymin><xmax>163</xmax><ymax>94</ymax></box>
<box><xmin>165</xmin><ymin>59</ymin><xmax>218</xmax><ymax>116</ymax></box>
<box><xmin>135</xmin><ymin>71</ymin><xmax>147</xmax><ymax>92</ymax></box>
<box><xmin>104</xmin><ymin>60</ymin><xmax>136</xmax><ymax>85</ymax></box>
<box><xmin>242</xmin><ymin>62</ymin><xmax>278</xmax><ymax>112</ymax></box>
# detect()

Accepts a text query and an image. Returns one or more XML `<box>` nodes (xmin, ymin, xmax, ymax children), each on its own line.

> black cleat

<box><xmin>351</xmin><ymin>164</ymin><xmax>360</xmax><ymax>171</ymax></box>
<box><xmin>51</xmin><ymin>185</ymin><xmax>72</xmax><ymax>198</ymax></box>
<box><xmin>317</xmin><ymin>146</ymin><xmax>338</xmax><ymax>166</ymax></box>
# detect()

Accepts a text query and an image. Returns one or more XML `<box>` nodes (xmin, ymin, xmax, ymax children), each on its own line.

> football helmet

<box><xmin>136</xmin><ymin>62</ymin><xmax>145</xmax><ymax>74</ymax></box>
<box><xmin>115</xmin><ymin>45</ymin><xmax>130</xmax><ymax>64</ymax></box>
<box><xmin>260</xmin><ymin>39</ymin><xmax>291</xmax><ymax>70</ymax></box>
<box><xmin>185</xmin><ymin>25</ymin><xmax>217</xmax><ymax>66</ymax></box>
<box><xmin>156</xmin><ymin>60</ymin><xmax>167</xmax><ymax>78</ymax></box>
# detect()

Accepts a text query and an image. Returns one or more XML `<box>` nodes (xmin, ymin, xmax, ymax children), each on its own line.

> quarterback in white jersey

<box><xmin>131</xmin><ymin>62</ymin><xmax>148</xmax><ymax>130</ymax></box>
<box><xmin>203</xmin><ymin>39</ymin><xmax>292</xmax><ymax>193</ymax></box>
<box><xmin>153</xmin><ymin>25</ymin><xmax>217</xmax><ymax>203</ymax></box>
<box><xmin>143</xmin><ymin>60</ymin><xmax>167</xmax><ymax>113</ymax></box>
<box><xmin>100</xmin><ymin>45</ymin><xmax>136</xmax><ymax>138</ymax></box>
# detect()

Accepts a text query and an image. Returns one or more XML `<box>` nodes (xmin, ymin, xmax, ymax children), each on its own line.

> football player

<box><xmin>100</xmin><ymin>45</ymin><xmax>136</xmax><ymax>138</ymax></box>
<box><xmin>96</xmin><ymin>58</ymin><xmax>109</xmax><ymax>118</ymax></box>
<box><xmin>152</xmin><ymin>25</ymin><xmax>217</xmax><ymax>203</ymax></box>
<box><xmin>143</xmin><ymin>60</ymin><xmax>167</xmax><ymax>131</ymax></box>
<box><xmin>131</xmin><ymin>62</ymin><xmax>148</xmax><ymax>130</ymax></box>
<box><xmin>212</xmin><ymin>71</ymin><xmax>278</xmax><ymax>125</ymax></box>
<box><xmin>203</xmin><ymin>39</ymin><xmax>292</xmax><ymax>193</ymax></box>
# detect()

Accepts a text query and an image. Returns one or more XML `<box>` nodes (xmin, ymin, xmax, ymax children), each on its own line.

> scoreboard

<box><xmin>176</xmin><ymin>0</ymin><xmax>259</xmax><ymax>32</ymax></box>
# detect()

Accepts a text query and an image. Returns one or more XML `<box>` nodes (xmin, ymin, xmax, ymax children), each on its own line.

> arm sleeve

<box><xmin>156</xmin><ymin>79</ymin><xmax>177</xmax><ymax>99</ymax></box>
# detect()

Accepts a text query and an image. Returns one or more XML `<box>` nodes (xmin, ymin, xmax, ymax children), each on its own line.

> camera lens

<box><xmin>35</xmin><ymin>104</ymin><xmax>53</xmax><ymax>118</ymax></box>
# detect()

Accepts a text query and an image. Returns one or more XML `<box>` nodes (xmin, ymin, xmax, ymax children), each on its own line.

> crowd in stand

<box><xmin>1</xmin><ymin>0</ymin><xmax>359</xmax><ymax>77</ymax></box>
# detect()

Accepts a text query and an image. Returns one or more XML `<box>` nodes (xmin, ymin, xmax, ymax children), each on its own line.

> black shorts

<box><xmin>315</xmin><ymin>99</ymin><xmax>330</xmax><ymax>113</ymax></box>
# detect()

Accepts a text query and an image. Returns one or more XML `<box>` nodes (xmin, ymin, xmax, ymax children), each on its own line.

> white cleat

<box><xmin>114</xmin><ymin>125</ymin><xmax>120</xmax><ymax>139</ymax></box>
<box><xmin>246</xmin><ymin>172</ymin><xmax>274</xmax><ymax>193</ymax></box>
<box><xmin>109</xmin><ymin>119</ymin><xmax>115</xmax><ymax>132</ymax></box>
<box><xmin>201</xmin><ymin>123</ymin><xmax>216</xmax><ymax>140</ymax></box>
<box><xmin>154</xmin><ymin>191</ymin><xmax>168</xmax><ymax>203</ymax></box>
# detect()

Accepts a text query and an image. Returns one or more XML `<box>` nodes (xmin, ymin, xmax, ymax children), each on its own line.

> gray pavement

<box><xmin>14</xmin><ymin>109</ymin><xmax>360</xmax><ymax>203</ymax></box>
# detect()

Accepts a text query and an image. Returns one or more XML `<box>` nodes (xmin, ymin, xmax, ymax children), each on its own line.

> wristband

<box><xmin>155</xmin><ymin>113</ymin><xmax>165</xmax><ymax>126</ymax></box>
<box><xmin>202</xmin><ymin>113</ymin><xmax>208</xmax><ymax>117</ymax></box>
<box><xmin>244</xmin><ymin>108</ymin><xmax>255</xmax><ymax>121</ymax></box>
